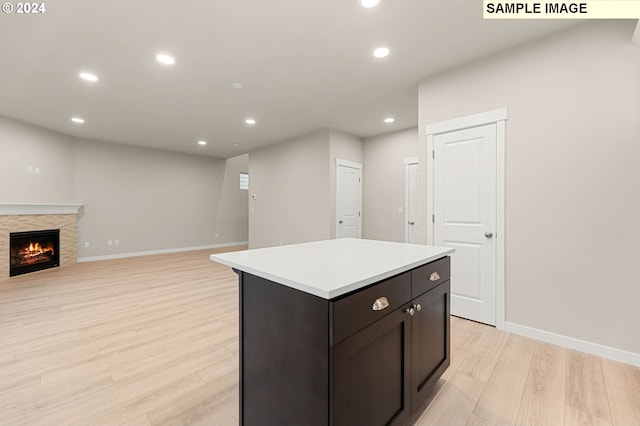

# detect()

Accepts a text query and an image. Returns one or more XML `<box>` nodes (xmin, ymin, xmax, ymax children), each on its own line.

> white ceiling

<box><xmin>0</xmin><ymin>1</ymin><xmax>579</xmax><ymax>159</ymax></box>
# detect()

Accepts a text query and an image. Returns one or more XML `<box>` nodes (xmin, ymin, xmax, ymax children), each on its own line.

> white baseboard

<box><xmin>77</xmin><ymin>241</ymin><xmax>248</xmax><ymax>263</ymax></box>
<box><xmin>505</xmin><ymin>321</ymin><xmax>640</xmax><ymax>367</ymax></box>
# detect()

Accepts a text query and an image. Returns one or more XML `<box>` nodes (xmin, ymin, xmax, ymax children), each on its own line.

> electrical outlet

<box><xmin>34</xmin><ymin>167</ymin><xmax>40</xmax><ymax>174</ymax></box>
<box><xmin>84</xmin><ymin>242</ymin><xmax>90</xmax><ymax>248</ymax></box>
<box><xmin>398</xmin><ymin>206</ymin><xmax>403</xmax><ymax>214</ymax></box>
<box><xmin>114</xmin><ymin>240</ymin><xmax>119</xmax><ymax>246</ymax></box>
<box><xmin>215</xmin><ymin>233</ymin><xmax>219</xmax><ymax>238</ymax></box>
<box><xmin>27</xmin><ymin>166</ymin><xmax>33</xmax><ymax>173</ymax></box>
<box><xmin>108</xmin><ymin>240</ymin><xmax>113</xmax><ymax>246</ymax></box>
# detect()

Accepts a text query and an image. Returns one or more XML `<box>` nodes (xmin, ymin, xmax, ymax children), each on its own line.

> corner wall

<box><xmin>248</xmin><ymin>130</ymin><xmax>331</xmax><ymax>248</ymax></box>
<box><xmin>418</xmin><ymin>21</ymin><xmax>640</xmax><ymax>356</ymax></box>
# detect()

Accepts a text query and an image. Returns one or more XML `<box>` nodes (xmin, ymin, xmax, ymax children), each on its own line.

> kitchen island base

<box><xmin>236</xmin><ymin>256</ymin><xmax>450</xmax><ymax>426</ymax></box>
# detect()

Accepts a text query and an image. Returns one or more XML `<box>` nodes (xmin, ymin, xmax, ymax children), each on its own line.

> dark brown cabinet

<box><xmin>237</xmin><ymin>255</ymin><xmax>450</xmax><ymax>426</ymax></box>
<box><xmin>334</xmin><ymin>305</ymin><xmax>412</xmax><ymax>426</ymax></box>
<box><xmin>411</xmin><ymin>280</ymin><xmax>450</xmax><ymax>411</ymax></box>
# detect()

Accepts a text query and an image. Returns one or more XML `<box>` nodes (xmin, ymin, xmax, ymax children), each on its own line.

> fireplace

<box><xmin>10</xmin><ymin>229</ymin><xmax>60</xmax><ymax>277</ymax></box>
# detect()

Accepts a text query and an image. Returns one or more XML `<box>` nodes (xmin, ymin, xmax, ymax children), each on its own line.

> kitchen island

<box><xmin>211</xmin><ymin>238</ymin><xmax>454</xmax><ymax>426</ymax></box>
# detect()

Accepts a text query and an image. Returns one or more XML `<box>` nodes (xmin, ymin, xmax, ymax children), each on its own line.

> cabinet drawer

<box><xmin>411</xmin><ymin>256</ymin><xmax>450</xmax><ymax>298</ymax></box>
<box><xmin>332</xmin><ymin>272</ymin><xmax>411</xmax><ymax>344</ymax></box>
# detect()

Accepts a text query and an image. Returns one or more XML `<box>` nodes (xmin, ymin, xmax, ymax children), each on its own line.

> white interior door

<box><xmin>405</xmin><ymin>158</ymin><xmax>418</xmax><ymax>244</ymax></box>
<box><xmin>336</xmin><ymin>160</ymin><xmax>362</xmax><ymax>238</ymax></box>
<box><xmin>433</xmin><ymin>124</ymin><xmax>497</xmax><ymax>326</ymax></box>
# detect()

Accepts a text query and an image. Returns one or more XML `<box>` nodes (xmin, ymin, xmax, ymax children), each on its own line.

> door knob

<box><xmin>485</xmin><ymin>232</ymin><xmax>493</xmax><ymax>238</ymax></box>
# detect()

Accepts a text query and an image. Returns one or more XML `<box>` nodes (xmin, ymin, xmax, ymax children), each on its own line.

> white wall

<box><xmin>362</xmin><ymin>127</ymin><xmax>418</xmax><ymax>242</ymax></box>
<box><xmin>0</xmin><ymin>116</ymin><xmax>249</xmax><ymax>258</ymax></box>
<box><xmin>248</xmin><ymin>130</ymin><xmax>331</xmax><ymax>248</ymax></box>
<box><xmin>418</xmin><ymin>21</ymin><xmax>640</xmax><ymax>355</ymax></box>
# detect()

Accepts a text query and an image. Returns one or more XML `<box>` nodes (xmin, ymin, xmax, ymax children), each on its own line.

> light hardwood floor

<box><xmin>1</xmin><ymin>249</ymin><xmax>639</xmax><ymax>425</ymax></box>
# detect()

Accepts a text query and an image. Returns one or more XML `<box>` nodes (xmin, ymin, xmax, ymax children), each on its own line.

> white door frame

<box><xmin>404</xmin><ymin>157</ymin><xmax>418</xmax><ymax>243</ymax></box>
<box><xmin>336</xmin><ymin>158</ymin><xmax>363</xmax><ymax>238</ymax></box>
<box><xmin>425</xmin><ymin>107</ymin><xmax>507</xmax><ymax>330</ymax></box>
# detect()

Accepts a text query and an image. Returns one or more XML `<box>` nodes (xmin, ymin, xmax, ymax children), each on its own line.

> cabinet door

<box><xmin>411</xmin><ymin>281</ymin><xmax>450</xmax><ymax>410</ymax></box>
<box><xmin>333</xmin><ymin>307</ymin><xmax>412</xmax><ymax>426</ymax></box>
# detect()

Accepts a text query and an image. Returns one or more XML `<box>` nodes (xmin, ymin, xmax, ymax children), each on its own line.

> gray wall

<box><xmin>248</xmin><ymin>130</ymin><xmax>331</xmax><ymax>248</ymax></box>
<box><xmin>418</xmin><ymin>21</ymin><xmax>640</xmax><ymax>354</ymax></box>
<box><xmin>248</xmin><ymin>128</ymin><xmax>364</xmax><ymax>248</ymax></box>
<box><xmin>215</xmin><ymin>154</ymin><xmax>250</xmax><ymax>245</ymax></box>
<box><xmin>0</xmin><ymin>116</ymin><xmax>248</xmax><ymax>258</ymax></box>
<box><xmin>362</xmin><ymin>127</ymin><xmax>418</xmax><ymax>242</ymax></box>
<box><xmin>0</xmin><ymin>116</ymin><xmax>76</xmax><ymax>203</ymax></box>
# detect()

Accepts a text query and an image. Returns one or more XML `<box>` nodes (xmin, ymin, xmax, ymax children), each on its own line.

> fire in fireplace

<box><xmin>10</xmin><ymin>229</ymin><xmax>60</xmax><ymax>277</ymax></box>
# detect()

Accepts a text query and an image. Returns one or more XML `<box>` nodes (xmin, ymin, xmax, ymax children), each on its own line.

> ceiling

<box><xmin>0</xmin><ymin>1</ymin><xmax>579</xmax><ymax>159</ymax></box>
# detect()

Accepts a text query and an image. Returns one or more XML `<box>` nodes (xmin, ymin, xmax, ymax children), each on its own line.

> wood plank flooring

<box><xmin>1</xmin><ymin>248</ymin><xmax>639</xmax><ymax>425</ymax></box>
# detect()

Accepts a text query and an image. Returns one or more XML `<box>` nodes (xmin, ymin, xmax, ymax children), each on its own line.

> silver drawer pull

<box><xmin>429</xmin><ymin>272</ymin><xmax>440</xmax><ymax>282</ymax></box>
<box><xmin>372</xmin><ymin>297</ymin><xmax>389</xmax><ymax>311</ymax></box>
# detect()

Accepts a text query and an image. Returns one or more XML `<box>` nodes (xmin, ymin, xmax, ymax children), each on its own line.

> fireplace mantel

<box><xmin>0</xmin><ymin>203</ymin><xmax>83</xmax><ymax>216</ymax></box>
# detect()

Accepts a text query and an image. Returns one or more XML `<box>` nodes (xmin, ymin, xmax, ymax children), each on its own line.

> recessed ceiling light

<box><xmin>79</xmin><ymin>72</ymin><xmax>98</xmax><ymax>82</ymax></box>
<box><xmin>384</xmin><ymin>117</ymin><xmax>395</xmax><ymax>124</ymax></box>
<box><xmin>231</xmin><ymin>83</ymin><xmax>243</xmax><ymax>89</ymax></box>
<box><xmin>71</xmin><ymin>117</ymin><xmax>85</xmax><ymax>124</ymax></box>
<box><xmin>156</xmin><ymin>53</ymin><xmax>175</xmax><ymax>65</ymax></box>
<box><xmin>373</xmin><ymin>47</ymin><xmax>390</xmax><ymax>58</ymax></box>
<box><xmin>245</xmin><ymin>119</ymin><xmax>256</xmax><ymax>125</ymax></box>
<box><xmin>198</xmin><ymin>140</ymin><xmax>207</xmax><ymax>146</ymax></box>
<box><xmin>361</xmin><ymin>0</ymin><xmax>379</xmax><ymax>8</ymax></box>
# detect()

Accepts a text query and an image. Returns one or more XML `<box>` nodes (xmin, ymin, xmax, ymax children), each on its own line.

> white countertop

<box><xmin>210</xmin><ymin>238</ymin><xmax>454</xmax><ymax>299</ymax></box>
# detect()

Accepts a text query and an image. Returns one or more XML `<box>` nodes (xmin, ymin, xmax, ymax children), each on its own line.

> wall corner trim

<box><xmin>632</xmin><ymin>19</ymin><xmax>640</xmax><ymax>46</ymax></box>
<box><xmin>505</xmin><ymin>321</ymin><xmax>640</xmax><ymax>367</ymax></box>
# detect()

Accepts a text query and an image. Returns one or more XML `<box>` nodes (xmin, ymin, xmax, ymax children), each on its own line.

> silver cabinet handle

<box><xmin>372</xmin><ymin>297</ymin><xmax>389</xmax><ymax>311</ymax></box>
<box><xmin>485</xmin><ymin>232</ymin><xmax>493</xmax><ymax>238</ymax></box>
<box><xmin>338</xmin><ymin>220</ymin><xmax>344</xmax><ymax>224</ymax></box>
<box><xmin>429</xmin><ymin>272</ymin><xmax>440</xmax><ymax>282</ymax></box>
<box><xmin>405</xmin><ymin>307</ymin><xmax>415</xmax><ymax>316</ymax></box>
<box><xmin>408</xmin><ymin>221</ymin><xmax>415</xmax><ymax>225</ymax></box>
<box><xmin>414</xmin><ymin>303</ymin><xmax>422</xmax><ymax>312</ymax></box>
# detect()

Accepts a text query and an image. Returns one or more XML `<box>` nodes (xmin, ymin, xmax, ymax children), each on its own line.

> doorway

<box><xmin>336</xmin><ymin>159</ymin><xmax>362</xmax><ymax>239</ymax></box>
<box><xmin>405</xmin><ymin>157</ymin><xmax>418</xmax><ymax>244</ymax></box>
<box><xmin>426</xmin><ymin>108</ymin><xmax>506</xmax><ymax>328</ymax></box>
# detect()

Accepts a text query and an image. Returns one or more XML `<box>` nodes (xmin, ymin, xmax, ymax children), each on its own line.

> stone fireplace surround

<box><xmin>0</xmin><ymin>204</ymin><xmax>83</xmax><ymax>279</ymax></box>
